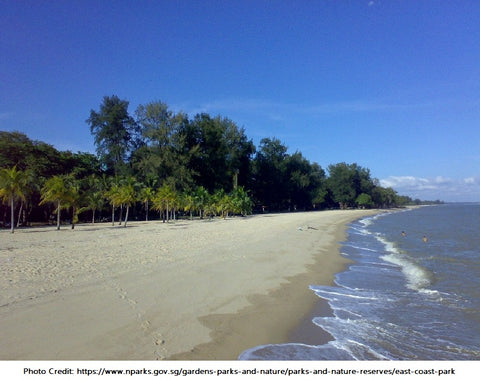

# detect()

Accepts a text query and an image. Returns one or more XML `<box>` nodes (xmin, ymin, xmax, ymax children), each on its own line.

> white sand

<box><xmin>0</xmin><ymin>210</ymin><xmax>380</xmax><ymax>360</ymax></box>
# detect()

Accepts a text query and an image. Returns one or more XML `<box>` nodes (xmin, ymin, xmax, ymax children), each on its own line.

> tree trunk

<box><xmin>124</xmin><ymin>205</ymin><xmax>129</xmax><ymax>227</ymax></box>
<box><xmin>56</xmin><ymin>200</ymin><xmax>61</xmax><ymax>230</ymax></box>
<box><xmin>17</xmin><ymin>201</ymin><xmax>23</xmax><ymax>228</ymax></box>
<box><xmin>10</xmin><ymin>197</ymin><xmax>14</xmax><ymax>233</ymax></box>
<box><xmin>71</xmin><ymin>207</ymin><xmax>76</xmax><ymax>230</ymax></box>
<box><xmin>119</xmin><ymin>204</ymin><xmax>123</xmax><ymax>225</ymax></box>
<box><xmin>112</xmin><ymin>206</ymin><xmax>115</xmax><ymax>226</ymax></box>
<box><xmin>145</xmin><ymin>200</ymin><xmax>149</xmax><ymax>221</ymax></box>
<box><xmin>92</xmin><ymin>209</ymin><xmax>95</xmax><ymax>224</ymax></box>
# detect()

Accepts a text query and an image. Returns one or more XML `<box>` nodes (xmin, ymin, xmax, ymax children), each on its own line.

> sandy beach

<box><xmin>0</xmin><ymin>210</ymin><xmax>380</xmax><ymax>360</ymax></box>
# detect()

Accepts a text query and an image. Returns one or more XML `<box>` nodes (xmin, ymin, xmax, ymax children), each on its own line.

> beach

<box><xmin>0</xmin><ymin>209</ymin><xmax>380</xmax><ymax>360</ymax></box>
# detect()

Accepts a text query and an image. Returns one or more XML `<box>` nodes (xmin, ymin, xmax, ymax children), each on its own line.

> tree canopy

<box><xmin>1</xmin><ymin>95</ymin><xmax>428</xmax><ymax>228</ymax></box>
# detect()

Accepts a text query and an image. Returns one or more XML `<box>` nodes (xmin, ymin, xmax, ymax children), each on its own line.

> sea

<box><xmin>240</xmin><ymin>204</ymin><xmax>480</xmax><ymax>360</ymax></box>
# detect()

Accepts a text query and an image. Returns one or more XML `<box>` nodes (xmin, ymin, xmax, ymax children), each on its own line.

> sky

<box><xmin>1</xmin><ymin>0</ymin><xmax>479</xmax><ymax>202</ymax></box>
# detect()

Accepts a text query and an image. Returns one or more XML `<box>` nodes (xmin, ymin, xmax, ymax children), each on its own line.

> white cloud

<box><xmin>380</xmin><ymin>175</ymin><xmax>480</xmax><ymax>202</ymax></box>
<box><xmin>464</xmin><ymin>177</ymin><xmax>479</xmax><ymax>185</ymax></box>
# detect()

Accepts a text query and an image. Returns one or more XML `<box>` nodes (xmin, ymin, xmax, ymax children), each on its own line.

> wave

<box><xmin>239</xmin><ymin>342</ymin><xmax>356</xmax><ymax>360</ymax></box>
<box><xmin>374</xmin><ymin>235</ymin><xmax>435</xmax><ymax>292</ymax></box>
<box><xmin>310</xmin><ymin>287</ymin><xmax>380</xmax><ymax>301</ymax></box>
<box><xmin>241</xmin><ymin>206</ymin><xmax>479</xmax><ymax>361</ymax></box>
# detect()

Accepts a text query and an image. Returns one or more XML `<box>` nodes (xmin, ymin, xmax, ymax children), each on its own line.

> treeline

<box><xmin>1</xmin><ymin>95</ymin><xmax>415</xmax><ymax>230</ymax></box>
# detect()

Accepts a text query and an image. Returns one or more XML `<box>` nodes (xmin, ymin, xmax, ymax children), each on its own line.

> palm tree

<box><xmin>0</xmin><ymin>166</ymin><xmax>27</xmax><ymax>233</ymax></box>
<box><xmin>139</xmin><ymin>186</ymin><xmax>154</xmax><ymax>221</ymax></box>
<box><xmin>213</xmin><ymin>189</ymin><xmax>233</xmax><ymax>219</ymax></box>
<box><xmin>117</xmin><ymin>177</ymin><xmax>138</xmax><ymax>227</ymax></box>
<box><xmin>194</xmin><ymin>186</ymin><xmax>209</xmax><ymax>219</ymax></box>
<box><xmin>65</xmin><ymin>177</ymin><xmax>81</xmax><ymax>229</ymax></box>
<box><xmin>39</xmin><ymin>175</ymin><xmax>70</xmax><ymax>230</ymax></box>
<box><xmin>16</xmin><ymin>169</ymin><xmax>35</xmax><ymax>228</ymax></box>
<box><xmin>81</xmin><ymin>175</ymin><xmax>105</xmax><ymax>224</ymax></box>
<box><xmin>231</xmin><ymin>186</ymin><xmax>253</xmax><ymax>216</ymax></box>
<box><xmin>182</xmin><ymin>191</ymin><xmax>196</xmax><ymax>220</ymax></box>
<box><xmin>152</xmin><ymin>184</ymin><xmax>175</xmax><ymax>223</ymax></box>
<box><xmin>106</xmin><ymin>181</ymin><xmax>122</xmax><ymax>226</ymax></box>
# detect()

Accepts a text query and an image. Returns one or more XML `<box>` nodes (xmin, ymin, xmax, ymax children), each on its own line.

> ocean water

<box><xmin>240</xmin><ymin>204</ymin><xmax>480</xmax><ymax>360</ymax></box>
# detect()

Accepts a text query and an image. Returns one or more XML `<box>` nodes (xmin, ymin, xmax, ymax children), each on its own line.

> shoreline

<box><xmin>169</xmin><ymin>217</ymin><xmax>353</xmax><ymax>360</ymax></box>
<box><xmin>0</xmin><ymin>209</ymin><xmax>381</xmax><ymax>360</ymax></box>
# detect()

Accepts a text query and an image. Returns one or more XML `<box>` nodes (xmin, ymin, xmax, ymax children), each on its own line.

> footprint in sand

<box><xmin>154</xmin><ymin>336</ymin><xmax>165</xmax><ymax>346</ymax></box>
<box><xmin>153</xmin><ymin>333</ymin><xmax>167</xmax><ymax>360</ymax></box>
<box><xmin>141</xmin><ymin>320</ymin><xmax>151</xmax><ymax>331</ymax></box>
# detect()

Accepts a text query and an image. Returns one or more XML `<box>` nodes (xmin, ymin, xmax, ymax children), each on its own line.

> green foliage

<box><xmin>152</xmin><ymin>184</ymin><xmax>177</xmax><ymax>222</ymax></box>
<box><xmin>1</xmin><ymin>96</ymin><xmax>425</xmax><ymax>229</ymax></box>
<box><xmin>356</xmin><ymin>193</ymin><xmax>374</xmax><ymax>208</ymax></box>
<box><xmin>132</xmin><ymin>101</ymin><xmax>193</xmax><ymax>190</ymax></box>
<box><xmin>139</xmin><ymin>186</ymin><xmax>154</xmax><ymax>221</ymax></box>
<box><xmin>181</xmin><ymin>114</ymin><xmax>255</xmax><ymax>192</ymax></box>
<box><xmin>327</xmin><ymin>162</ymin><xmax>374</xmax><ymax>209</ymax></box>
<box><xmin>231</xmin><ymin>186</ymin><xmax>253</xmax><ymax>216</ymax></box>
<box><xmin>79</xmin><ymin>174</ymin><xmax>105</xmax><ymax>223</ymax></box>
<box><xmin>39</xmin><ymin>175</ymin><xmax>77</xmax><ymax>230</ymax></box>
<box><xmin>0</xmin><ymin>166</ymin><xmax>28</xmax><ymax>232</ymax></box>
<box><xmin>86</xmin><ymin>95</ymin><xmax>136</xmax><ymax>175</ymax></box>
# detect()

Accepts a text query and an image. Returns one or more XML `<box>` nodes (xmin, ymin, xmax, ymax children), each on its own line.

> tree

<box><xmin>181</xmin><ymin>191</ymin><xmax>196</xmax><ymax>220</ymax></box>
<box><xmin>222</xmin><ymin>118</ymin><xmax>255</xmax><ymax>190</ymax></box>
<box><xmin>139</xmin><ymin>186</ymin><xmax>154</xmax><ymax>221</ymax></box>
<box><xmin>182</xmin><ymin>114</ymin><xmax>254</xmax><ymax>192</ymax></box>
<box><xmin>106</xmin><ymin>181</ymin><xmax>122</xmax><ymax>226</ymax></box>
<box><xmin>80</xmin><ymin>174</ymin><xmax>105</xmax><ymax>224</ymax></box>
<box><xmin>133</xmin><ymin>102</ymin><xmax>193</xmax><ymax>190</ymax></box>
<box><xmin>87</xmin><ymin>95</ymin><xmax>136</xmax><ymax>176</ymax></box>
<box><xmin>65</xmin><ymin>177</ymin><xmax>81</xmax><ymax>229</ymax></box>
<box><xmin>0</xmin><ymin>166</ymin><xmax>27</xmax><ymax>233</ymax></box>
<box><xmin>252</xmin><ymin>138</ymin><xmax>289</xmax><ymax>211</ymax></box>
<box><xmin>117</xmin><ymin>177</ymin><xmax>138</xmax><ymax>227</ymax></box>
<box><xmin>356</xmin><ymin>193</ymin><xmax>374</xmax><ymax>209</ymax></box>
<box><xmin>212</xmin><ymin>189</ymin><xmax>233</xmax><ymax>219</ymax></box>
<box><xmin>285</xmin><ymin>152</ymin><xmax>313</xmax><ymax>210</ymax></box>
<box><xmin>193</xmin><ymin>186</ymin><xmax>209</xmax><ymax>219</ymax></box>
<box><xmin>309</xmin><ymin>163</ymin><xmax>327</xmax><ymax>209</ymax></box>
<box><xmin>39</xmin><ymin>175</ymin><xmax>71</xmax><ymax>230</ymax></box>
<box><xmin>372</xmin><ymin>186</ymin><xmax>398</xmax><ymax>208</ymax></box>
<box><xmin>327</xmin><ymin>162</ymin><xmax>374</xmax><ymax>209</ymax></box>
<box><xmin>231</xmin><ymin>186</ymin><xmax>253</xmax><ymax>216</ymax></box>
<box><xmin>152</xmin><ymin>184</ymin><xmax>176</xmax><ymax>223</ymax></box>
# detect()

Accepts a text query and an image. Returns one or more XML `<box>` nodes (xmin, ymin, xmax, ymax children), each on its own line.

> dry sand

<box><xmin>0</xmin><ymin>210</ymin><xmax>381</xmax><ymax>360</ymax></box>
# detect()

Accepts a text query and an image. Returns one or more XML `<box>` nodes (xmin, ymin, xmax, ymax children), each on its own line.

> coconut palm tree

<box><xmin>106</xmin><ymin>181</ymin><xmax>122</xmax><ymax>226</ymax></box>
<box><xmin>118</xmin><ymin>177</ymin><xmax>138</xmax><ymax>227</ymax></box>
<box><xmin>213</xmin><ymin>189</ymin><xmax>234</xmax><ymax>219</ymax></box>
<box><xmin>0</xmin><ymin>166</ymin><xmax>27</xmax><ymax>233</ymax></box>
<box><xmin>15</xmin><ymin>169</ymin><xmax>35</xmax><ymax>228</ymax></box>
<box><xmin>66</xmin><ymin>177</ymin><xmax>81</xmax><ymax>230</ymax></box>
<box><xmin>39</xmin><ymin>175</ymin><xmax>71</xmax><ymax>230</ymax></box>
<box><xmin>139</xmin><ymin>186</ymin><xmax>154</xmax><ymax>221</ymax></box>
<box><xmin>194</xmin><ymin>186</ymin><xmax>209</xmax><ymax>219</ymax></box>
<box><xmin>81</xmin><ymin>175</ymin><xmax>105</xmax><ymax>224</ymax></box>
<box><xmin>152</xmin><ymin>184</ymin><xmax>175</xmax><ymax>223</ymax></box>
<box><xmin>182</xmin><ymin>191</ymin><xmax>196</xmax><ymax>220</ymax></box>
<box><xmin>231</xmin><ymin>186</ymin><xmax>253</xmax><ymax>216</ymax></box>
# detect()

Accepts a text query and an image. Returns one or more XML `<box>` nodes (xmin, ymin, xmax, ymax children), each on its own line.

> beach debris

<box><xmin>297</xmin><ymin>225</ymin><xmax>318</xmax><ymax>231</ymax></box>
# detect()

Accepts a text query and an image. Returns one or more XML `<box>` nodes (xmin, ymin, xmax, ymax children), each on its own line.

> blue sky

<box><xmin>1</xmin><ymin>0</ymin><xmax>479</xmax><ymax>202</ymax></box>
